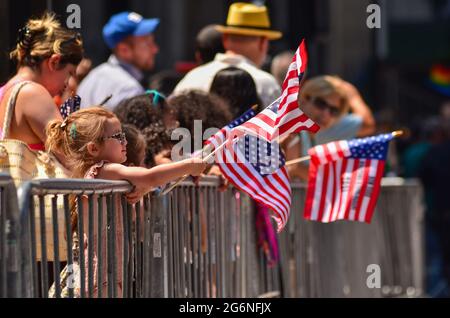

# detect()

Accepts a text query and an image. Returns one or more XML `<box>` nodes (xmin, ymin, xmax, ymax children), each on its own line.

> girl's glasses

<box><xmin>103</xmin><ymin>132</ymin><xmax>127</xmax><ymax>145</ymax></box>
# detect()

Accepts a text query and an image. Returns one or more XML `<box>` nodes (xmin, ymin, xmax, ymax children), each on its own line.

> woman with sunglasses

<box><xmin>284</xmin><ymin>75</ymin><xmax>375</xmax><ymax>180</ymax></box>
<box><xmin>0</xmin><ymin>13</ymin><xmax>83</xmax><ymax>152</ymax></box>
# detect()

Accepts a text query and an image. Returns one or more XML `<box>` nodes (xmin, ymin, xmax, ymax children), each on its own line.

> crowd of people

<box><xmin>1</xmin><ymin>1</ymin><xmax>449</xmax><ymax>297</ymax></box>
<box><xmin>0</xmin><ymin>3</ymin><xmax>381</xmax><ymax>186</ymax></box>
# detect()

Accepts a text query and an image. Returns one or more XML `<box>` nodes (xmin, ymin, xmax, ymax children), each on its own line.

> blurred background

<box><xmin>1</xmin><ymin>0</ymin><xmax>450</xmax><ymax>127</ymax></box>
<box><xmin>0</xmin><ymin>0</ymin><xmax>449</xmax><ymax>297</ymax></box>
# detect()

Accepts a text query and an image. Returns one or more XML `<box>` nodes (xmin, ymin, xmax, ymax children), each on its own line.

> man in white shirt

<box><xmin>174</xmin><ymin>2</ymin><xmax>282</xmax><ymax>108</ymax></box>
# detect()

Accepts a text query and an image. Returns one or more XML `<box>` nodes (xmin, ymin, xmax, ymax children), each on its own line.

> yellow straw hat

<box><xmin>215</xmin><ymin>2</ymin><xmax>282</xmax><ymax>40</ymax></box>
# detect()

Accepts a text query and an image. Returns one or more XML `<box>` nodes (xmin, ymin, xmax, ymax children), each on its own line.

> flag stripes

<box><xmin>304</xmin><ymin>133</ymin><xmax>393</xmax><ymax>223</ymax></box>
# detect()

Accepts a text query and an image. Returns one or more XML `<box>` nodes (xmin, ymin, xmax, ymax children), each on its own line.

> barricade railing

<box><xmin>2</xmin><ymin>175</ymin><xmax>424</xmax><ymax>298</ymax></box>
<box><xmin>277</xmin><ymin>178</ymin><xmax>424</xmax><ymax>298</ymax></box>
<box><xmin>163</xmin><ymin>177</ymin><xmax>280</xmax><ymax>298</ymax></box>
<box><xmin>0</xmin><ymin>173</ymin><xmax>21</xmax><ymax>298</ymax></box>
<box><xmin>17</xmin><ymin>178</ymin><xmax>133</xmax><ymax>298</ymax></box>
<box><xmin>15</xmin><ymin>176</ymin><xmax>279</xmax><ymax>298</ymax></box>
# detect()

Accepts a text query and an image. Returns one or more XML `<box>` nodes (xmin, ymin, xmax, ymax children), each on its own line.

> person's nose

<box><xmin>320</xmin><ymin>107</ymin><xmax>333</xmax><ymax>123</ymax></box>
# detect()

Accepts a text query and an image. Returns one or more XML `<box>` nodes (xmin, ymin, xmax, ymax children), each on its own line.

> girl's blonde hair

<box><xmin>46</xmin><ymin>107</ymin><xmax>117</xmax><ymax>178</ymax></box>
<box><xmin>10</xmin><ymin>12</ymin><xmax>83</xmax><ymax>69</ymax></box>
<box><xmin>300</xmin><ymin>75</ymin><xmax>350</xmax><ymax>115</ymax></box>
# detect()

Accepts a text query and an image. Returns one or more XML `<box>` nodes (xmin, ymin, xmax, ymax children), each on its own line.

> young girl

<box><xmin>46</xmin><ymin>107</ymin><xmax>206</xmax><ymax>297</ymax></box>
<box><xmin>46</xmin><ymin>106</ymin><xmax>205</xmax><ymax>190</ymax></box>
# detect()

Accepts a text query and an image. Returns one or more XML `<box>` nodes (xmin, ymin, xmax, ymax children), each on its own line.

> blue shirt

<box><xmin>77</xmin><ymin>55</ymin><xmax>145</xmax><ymax>110</ymax></box>
<box><xmin>299</xmin><ymin>114</ymin><xmax>363</xmax><ymax>157</ymax></box>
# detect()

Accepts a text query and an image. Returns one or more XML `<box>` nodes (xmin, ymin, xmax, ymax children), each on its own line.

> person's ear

<box><xmin>259</xmin><ymin>37</ymin><xmax>269</xmax><ymax>52</ymax></box>
<box><xmin>86</xmin><ymin>142</ymin><xmax>101</xmax><ymax>157</ymax></box>
<box><xmin>194</xmin><ymin>51</ymin><xmax>202</xmax><ymax>64</ymax></box>
<box><xmin>115</xmin><ymin>41</ymin><xmax>133</xmax><ymax>60</ymax></box>
<box><xmin>48</xmin><ymin>54</ymin><xmax>62</xmax><ymax>71</ymax></box>
<box><xmin>222</xmin><ymin>34</ymin><xmax>230</xmax><ymax>49</ymax></box>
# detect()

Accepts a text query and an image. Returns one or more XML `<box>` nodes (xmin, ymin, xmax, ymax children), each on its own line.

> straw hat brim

<box><xmin>215</xmin><ymin>25</ymin><xmax>282</xmax><ymax>40</ymax></box>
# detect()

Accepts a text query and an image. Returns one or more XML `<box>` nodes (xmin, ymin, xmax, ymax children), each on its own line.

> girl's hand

<box><xmin>189</xmin><ymin>158</ymin><xmax>208</xmax><ymax>176</ymax></box>
<box><xmin>126</xmin><ymin>184</ymin><xmax>148</xmax><ymax>205</ymax></box>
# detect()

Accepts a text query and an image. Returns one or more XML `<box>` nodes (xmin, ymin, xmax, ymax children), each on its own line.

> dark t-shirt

<box><xmin>419</xmin><ymin>141</ymin><xmax>450</xmax><ymax>214</ymax></box>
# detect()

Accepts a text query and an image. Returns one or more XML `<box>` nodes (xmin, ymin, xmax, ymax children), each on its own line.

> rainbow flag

<box><xmin>429</xmin><ymin>64</ymin><xmax>450</xmax><ymax>96</ymax></box>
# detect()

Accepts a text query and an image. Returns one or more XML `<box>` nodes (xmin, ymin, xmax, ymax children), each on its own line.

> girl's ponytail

<box><xmin>45</xmin><ymin>118</ymin><xmax>69</xmax><ymax>157</ymax></box>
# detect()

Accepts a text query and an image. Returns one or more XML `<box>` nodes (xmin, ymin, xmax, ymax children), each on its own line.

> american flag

<box><xmin>206</xmin><ymin>108</ymin><xmax>292</xmax><ymax>232</ymax></box>
<box><xmin>304</xmin><ymin>133</ymin><xmax>394</xmax><ymax>223</ymax></box>
<box><xmin>232</xmin><ymin>39</ymin><xmax>320</xmax><ymax>142</ymax></box>
<box><xmin>59</xmin><ymin>95</ymin><xmax>81</xmax><ymax>119</ymax></box>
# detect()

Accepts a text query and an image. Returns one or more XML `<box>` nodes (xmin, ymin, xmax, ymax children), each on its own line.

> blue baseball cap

<box><xmin>103</xmin><ymin>11</ymin><xmax>160</xmax><ymax>49</ymax></box>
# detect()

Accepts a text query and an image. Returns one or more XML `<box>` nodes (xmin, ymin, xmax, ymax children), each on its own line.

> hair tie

<box><xmin>69</xmin><ymin>123</ymin><xmax>77</xmax><ymax>139</ymax></box>
<box><xmin>17</xmin><ymin>26</ymin><xmax>32</xmax><ymax>50</ymax></box>
<box><xmin>145</xmin><ymin>89</ymin><xmax>166</xmax><ymax>105</ymax></box>
<box><xmin>60</xmin><ymin>117</ymin><xmax>69</xmax><ymax>129</ymax></box>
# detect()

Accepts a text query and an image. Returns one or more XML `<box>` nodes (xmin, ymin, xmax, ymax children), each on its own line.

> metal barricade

<box><xmin>278</xmin><ymin>178</ymin><xmax>424</xmax><ymax>298</ymax></box>
<box><xmin>159</xmin><ymin>177</ymin><xmax>279</xmax><ymax>298</ymax></box>
<box><xmin>0</xmin><ymin>173</ymin><xmax>21</xmax><ymax>298</ymax></box>
<box><xmin>17</xmin><ymin>178</ymin><xmax>133</xmax><ymax>298</ymax></box>
<box><xmin>12</xmin><ymin>176</ymin><xmax>424</xmax><ymax>298</ymax></box>
<box><xmin>16</xmin><ymin>176</ymin><xmax>278</xmax><ymax>298</ymax></box>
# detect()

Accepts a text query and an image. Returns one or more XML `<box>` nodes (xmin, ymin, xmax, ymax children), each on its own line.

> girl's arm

<box><xmin>98</xmin><ymin>157</ymin><xmax>207</xmax><ymax>190</ymax></box>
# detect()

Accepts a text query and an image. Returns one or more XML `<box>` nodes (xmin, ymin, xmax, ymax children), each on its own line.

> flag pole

<box><xmin>160</xmin><ymin>105</ymin><xmax>258</xmax><ymax>196</ymax></box>
<box><xmin>285</xmin><ymin>155</ymin><xmax>311</xmax><ymax>166</ymax></box>
<box><xmin>284</xmin><ymin>130</ymin><xmax>404</xmax><ymax>167</ymax></box>
<box><xmin>160</xmin><ymin>136</ymin><xmax>240</xmax><ymax>195</ymax></box>
<box><xmin>392</xmin><ymin>130</ymin><xmax>403</xmax><ymax>137</ymax></box>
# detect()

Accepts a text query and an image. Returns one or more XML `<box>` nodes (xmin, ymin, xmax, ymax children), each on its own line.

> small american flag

<box><xmin>207</xmin><ymin>108</ymin><xmax>292</xmax><ymax>232</ymax></box>
<box><xmin>59</xmin><ymin>95</ymin><xmax>81</xmax><ymax>119</ymax></box>
<box><xmin>233</xmin><ymin>39</ymin><xmax>320</xmax><ymax>142</ymax></box>
<box><xmin>304</xmin><ymin>133</ymin><xmax>394</xmax><ymax>223</ymax></box>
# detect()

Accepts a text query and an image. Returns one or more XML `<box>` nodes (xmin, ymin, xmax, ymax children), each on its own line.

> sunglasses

<box><xmin>310</xmin><ymin>97</ymin><xmax>341</xmax><ymax>117</ymax></box>
<box><xmin>103</xmin><ymin>132</ymin><xmax>127</xmax><ymax>145</ymax></box>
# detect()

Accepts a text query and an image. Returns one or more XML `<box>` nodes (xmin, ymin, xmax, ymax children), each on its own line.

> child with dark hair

<box><xmin>114</xmin><ymin>91</ymin><xmax>178</xmax><ymax>131</ymax></box>
<box><xmin>168</xmin><ymin>90</ymin><xmax>232</xmax><ymax>153</ymax></box>
<box><xmin>122</xmin><ymin>124</ymin><xmax>147</xmax><ymax>167</ymax></box>
<box><xmin>141</xmin><ymin>122</ymin><xmax>174</xmax><ymax>167</ymax></box>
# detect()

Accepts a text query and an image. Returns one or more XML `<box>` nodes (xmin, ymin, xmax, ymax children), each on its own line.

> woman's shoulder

<box><xmin>16</xmin><ymin>81</ymin><xmax>53</xmax><ymax>101</ymax></box>
<box><xmin>1</xmin><ymin>80</ymin><xmax>47</xmax><ymax>105</ymax></box>
<box><xmin>5</xmin><ymin>81</ymin><xmax>55</xmax><ymax>115</ymax></box>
